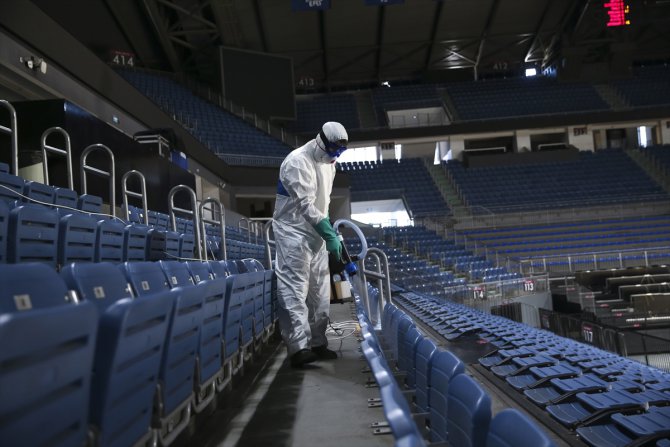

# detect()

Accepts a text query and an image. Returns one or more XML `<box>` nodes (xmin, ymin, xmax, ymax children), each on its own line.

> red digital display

<box><xmin>604</xmin><ymin>0</ymin><xmax>630</xmax><ymax>27</ymax></box>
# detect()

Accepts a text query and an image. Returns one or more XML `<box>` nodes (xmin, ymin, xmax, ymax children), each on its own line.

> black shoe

<box><xmin>290</xmin><ymin>349</ymin><xmax>318</xmax><ymax>368</ymax></box>
<box><xmin>311</xmin><ymin>345</ymin><xmax>338</xmax><ymax>360</ymax></box>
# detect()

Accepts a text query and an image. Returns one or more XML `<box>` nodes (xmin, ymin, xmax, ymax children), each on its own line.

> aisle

<box><xmin>186</xmin><ymin>301</ymin><xmax>393</xmax><ymax>447</ymax></box>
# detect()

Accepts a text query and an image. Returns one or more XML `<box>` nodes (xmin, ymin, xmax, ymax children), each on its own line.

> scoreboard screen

<box><xmin>604</xmin><ymin>0</ymin><xmax>631</xmax><ymax>27</ymax></box>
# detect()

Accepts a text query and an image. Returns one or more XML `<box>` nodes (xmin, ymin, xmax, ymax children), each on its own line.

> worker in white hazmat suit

<box><xmin>272</xmin><ymin>121</ymin><xmax>348</xmax><ymax>367</ymax></box>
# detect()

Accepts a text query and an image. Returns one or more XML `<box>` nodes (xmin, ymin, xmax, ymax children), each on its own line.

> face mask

<box><xmin>319</xmin><ymin>129</ymin><xmax>347</xmax><ymax>162</ymax></box>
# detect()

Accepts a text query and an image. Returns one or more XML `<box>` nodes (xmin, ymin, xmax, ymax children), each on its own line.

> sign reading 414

<box><xmin>110</xmin><ymin>50</ymin><xmax>136</xmax><ymax>67</ymax></box>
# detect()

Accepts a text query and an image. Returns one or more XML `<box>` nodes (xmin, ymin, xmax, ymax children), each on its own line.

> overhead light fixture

<box><xmin>525</xmin><ymin>68</ymin><xmax>537</xmax><ymax>77</ymax></box>
<box><xmin>381</xmin><ymin>81</ymin><xmax>391</xmax><ymax>87</ymax></box>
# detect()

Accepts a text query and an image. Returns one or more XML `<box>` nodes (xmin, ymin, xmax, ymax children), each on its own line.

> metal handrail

<box><xmin>80</xmin><ymin>143</ymin><xmax>116</xmax><ymax>217</ymax></box>
<box><xmin>359</xmin><ymin>247</ymin><xmax>392</xmax><ymax>329</ymax></box>
<box><xmin>168</xmin><ymin>185</ymin><xmax>202</xmax><ymax>260</ymax></box>
<box><xmin>238</xmin><ymin>218</ymin><xmax>251</xmax><ymax>242</ymax></box>
<box><xmin>41</xmin><ymin>127</ymin><xmax>74</xmax><ymax>189</ymax></box>
<box><xmin>264</xmin><ymin>220</ymin><xmax>275</xmax><ymax>269</ymax></box>
<box><xmin>199</xmin><ymin>197</ymin><xmax>226</xmax><ymax>261</ymax></box>
<box><xmin>0</xmin><ymin>100</ymin><xmax>18</xmax><ymax>175</ymax></box>
<box><xmin>121</xmin><ymin>170</ymin><xmax>149</xmax><ymax>225</ymax></box>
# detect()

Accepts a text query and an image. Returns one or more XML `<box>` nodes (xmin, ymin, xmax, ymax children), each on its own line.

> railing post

<box><xmin>80</xmin><ymin>143</ymin><xmax>116</xmax><ymax>217</ymax></box>
<box><xmin>41</xmin><ymin>127</ymin><xmax>74</xmax><ymax>189</ymax></box>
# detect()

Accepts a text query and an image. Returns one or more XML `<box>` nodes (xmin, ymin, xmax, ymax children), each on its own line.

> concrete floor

<box><xmin>184</xmin><ymin>301</ymin><xmax>393</xmax><ymax>447</ymax></box>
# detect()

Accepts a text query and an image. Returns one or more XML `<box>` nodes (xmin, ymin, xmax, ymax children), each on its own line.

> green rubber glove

<box><xmin>313</xmin><ymin>217</ymin><xmax>342</xmax><ymax>260</ymax></box>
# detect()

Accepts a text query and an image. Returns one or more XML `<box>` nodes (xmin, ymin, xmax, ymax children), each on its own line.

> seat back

<box><xmin>54</xmin><ymin>187</ymin><xmax>78</xmax><ymax>214</ymax></box>
<box><xmin>486</xmin><ymin>408</ymin><xmax>556</xmax><ymax>447</ymax></box>
<box><xmin>7</xmin><ymin>204</ymin><xmax>59</xmax><ymax>267</ymax></box>
<box><xmin>399</xmin><ymin>326</ymin><xmax>422</xmax><ymax>388</ymax></box>
<box><xmin>262</xmin><ymin>269</ymin><xmax>275</xmax><ymax>330</ymax></box>
<box><xmin>380</xmin><ymin>383</ymin><xmax>425</xmax><ymax>444</ymax></box>
<box><xmin>185</xmin><ymin>260</ymin><xmax>214</xmax><ymax>283</ymax></box>
<box><xmin>0</xmin><ymin>299</ymin><xmax>97</xmax><ymax>447</ymax></box>
<box><xmin>0</xmin><ymin>200</ymin><xmax>8</xmax><ymax>263</ymax></box>
<box><xmin>92</xmin><ymin>292</ymin><xmax>173</xmax><ymax>447</ymax></box>
<box><xmin>123</xmin><ymin>224</ymin><xmax>148</xmax><ymax>261</ymax></box>
<box><xmin>0</xmin><ymin>262</ymin><xmax>69</xmax><ymax>312</ymax></box>
<box><xmin>24</xmin><ymin>180</ymin><xmax>55</xmax><ymax>205</ymax></box>
<box><xmin>0</xmin><ymin>171</ymin><xmax>24</xmax><ymax>203</ymax></box>
<box><xmin>159</xmin><ymin>260</ymin><xmax>196</xmax><ymax>287</ymax></box>
<box><xmin>223</xmin><ymin>273</ymin><xmax>245</xmax><ymax>362</ymax></box>
<box><xmin>446</xmin><ymin>373</ymin><xmax>492</xmax><ymax>447</ymax></box>
<box><xmin>60</xmin><ymin>262</ymin><xmax>132</xmax><ymax>313</ymax></box>
<box><xmin>57</xmin><ymin>213</ymin><xmax>97</xmax><ymax>266</ymax></box>
<box><xmin>415</xmin><ymin>337</ymin><xmax>438</xmax><ymax>413</ymax></box>
<box><xmin>120</xmin><ymin>261</ymin><xmax>170</xmax><ymax>296</ymax></box>
<box><xmin>95</xmin><ymin>219</ymin><xmax>125</xmax><ymax>263</ymax></box>
<box><xmin>429</xmin><ymin>349</ymin><xmax>466</xmax><ymax>442</ymax></box>
<box><xmin>179</xmin><ymin>233</ymin><xmax>195</xmax><ymax>258</ymax></box>
<box><xmin>209</xmin><ymin>260</ymin><xmax>231</xmax><ymax>278</ymax></box>
<box><xmin>77</xmin><ymin>193</ymin><xmax>102</xmax><ymax>214</ymax></box>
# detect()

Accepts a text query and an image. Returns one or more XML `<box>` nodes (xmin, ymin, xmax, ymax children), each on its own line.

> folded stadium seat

<box><xmin>576</xmin><ymin>406</ymin><xmax>670</xmax><ymax>447</ymax></box>
<box><xmin>77</xmin><ymin>194</ymin><xmax>103</xmax><ymax>214</ymax></box>
<box><xmin>158</xmin><ymin>260</ymin><xmax>226</xmax><ymax>412</ymax></box>
<box><xmin>179</xmin><ymin>232</ymin><xmax>195</xmax><ymax>259</ymax></box>
<box><xmin>0</xmin><ymin>263</ymin><xmax>98</xmax><ymax>447</ymax></box>
<box><xmin>0</xmin><ymin>200</ymin><xmax>7</xmax><ymax>262</ymax></box>
<box><xmin>377</xmin><ymin>381</ymin><xmax>428</xmax><ymax>447</ymax></box>
<box><xmin>119</xmin><ymin>261</ymin><xmax>204</xmax><ymax>445</ymax></box>
<box><xmin>94</xmin><ymin>219</ymin><xmax>125</xmax><ymax>263</ymax></box>
<box><xmin>23</xmin><ymin>180</ymin><xmax>55</xmax><ymax>205</ymax></box>
<box><xmin>57</xmin><ymin>212</ymin><xmax>98</xmax><ymax>267</ymax></box>
<box><xmin>53</xmin><ymin>187</ymin><xmax>78</xmax><ymax>215</ymax></box>
<box><xmin>0</xmin><ymin>170</ymin><xmax>24</xmax><ymax>203</ymax></box>
<box><xmin>242</xmin><ymin>258</ymin><xmax>270</xmax><ymax>343</ymax></box>
<box><xmin>121</xmin><ymin>203</ymin><xmax>144</xmax><ymax>224</ymax></box>
<box><xmin>445</xmin><ymin>373</ymin><xmax>492</xmax><ymax>447</ymax></box>
<box><xmin>486</xmin><ymin>408</ymin><xmax>557</xmax><ymax>447</ymax></box>
<box><xmin>206</xmin><ymin>259</ymin><xmax>246</xmax><ymax>383</ymax></box>
<box><xmin>414</xmin><ymin>337</ymin><xmax>438</xmax><ymax>417</ymax></box>
<box><xmin>547</xmin><ymin>388</ymin><xmax>670</xmax><ymax>429</ymax></box>
<box><xmin>7</xmin><ymin>203</ymin><xmax>59</xmax><ymax>267</ymax></box>
<box><xmin>60</xmin><ymin>262</ymin><xmax>174</xmax><ymax>447</ymax></box>
<box><xmin>524</xmin><ymin>373</ymin><xmax>612</xmax><ymax>407</ymax></box>
<box><xmin>123</xmin><ymin>224</ymin><xmax>149</xmax><ymax>261</ymax></box>
<box><xmin>428</xmin><ymin>350</ymin><xmax>467</xmax><ymax>442</ymax></box>
<box><xmin>398</xmin><ymin>326</ymin><xmax>423</xmax><ymax>390</ymax></box>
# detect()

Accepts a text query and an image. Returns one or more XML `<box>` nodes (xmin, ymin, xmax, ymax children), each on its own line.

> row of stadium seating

<box><xmin>393</xmin><ymin>291</ymin><xmax>670</xmax><ymax>447</ymax></box>
<box><xmin>343</xmin><ymin>158</ymin><xmax>448</xmax><ymax>217</ymax></box>
<box><xmin>116</xmin><ymin>69</ymin><xmax>292</xmax><ymax>164</ymax></box>
<box><xmin>445</xmin><ymin>149</ymin><xmax>667</xmax><ymax>212</ymax></box>
<box><xmin>289</xmin><ymin>65</ymin><xmax>670</xmax><ymax>131</ymax></box>
<box><xmin>353</xmin><ymin>286</ymin><xmax>557</xmax><ymax>446</ymax></box>
<box><xmin>0</xmin><ymin>258</ymin><xmax>276</xmax><ymax>447</ymax></box>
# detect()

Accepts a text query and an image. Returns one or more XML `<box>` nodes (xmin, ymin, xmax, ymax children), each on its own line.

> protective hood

<box><xmin>312</xmin><ymin>121</ymin><xmax>348</xmax><ymax>164</ymax></box>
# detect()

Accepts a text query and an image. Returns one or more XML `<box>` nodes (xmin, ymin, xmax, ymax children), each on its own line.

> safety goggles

<box><xmin>319</xmin><ymin>129</ymin><xmax>347</xmax><ymax>158</ymax></box>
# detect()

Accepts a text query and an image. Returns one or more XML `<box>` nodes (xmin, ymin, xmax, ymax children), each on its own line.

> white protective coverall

<box><xmin>272</xmin><ymin>122</ymin><xmax>348</xmax><ymax>355</ymax></box>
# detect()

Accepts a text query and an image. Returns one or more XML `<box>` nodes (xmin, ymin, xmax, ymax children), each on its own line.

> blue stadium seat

<box><xmin>486</xmin><ymin>408</ymin><xmax>556</xmax><ymax>447</ymax></box>
<box><xmin>428</xmin><ymin>350</ymin><xmax>466</xmax><ymax>442</ymax></box>
<box><xmin>379</xmin><ymin>382</ymin><xmax>428</xmax><ymax>447</ymax></box>
<box><xmin>119</xmin><ymin>261</ymin><xmax>204</xmax><ymax>444</ymax></box>
<box><xmin>53</xmin><ymin>187</ymin><xmax>78</xmax><ymax>214</ymax></box>
<box><xmin>95</xmin><ymin>219</ymin><xmax>125</xmax><ymax>263</ymax></box>
<box><xmin>7</xmin><ymin>204</ymin><xmax>59</xmax><ymax>267</ymax></box>
<box><xmin>446</xmin><ymin>373</ymin><xmax>492</xmax><ymax>447</ymax></box>
<box><xmin>57</xmin><ymin>212</ymin><xmax>97</xmax><ymax>266</ymax></box>
<box><xmin>60</xmin><ymin>261</ymin><xmax>174</xmax><ymax>447</ymax></box>
<box><xmin>414</xmin><ymin>337</ymin><xmax>437</xmax><ymax>414</ymax></box>
<box><xmin>399</xmin><ymin>326</ymin><xmax>423</xmax><ymax>389</ymax></box>
<box><xmin>0</xmin><ymin>263</ymin><xmax>97</xmax><ymax>447</ymax></box>
<box><xmin>0</xmin><ymin>200</ymin><xmax>8</xmax><ymax>262</ymax></box>
<box><xmin>23</xmin><ymin>180</ymin><xmax>55</xmax><ymax>205</ymax></box>
<box><xmin>123</xmin><ymin>224</ymin><xmax>149</xmax><ymax>261</ymax></box>
<box><xmin>0</xmin><ymin>171</ymin><xmax>24</xmax><ymax>203</ymax></box>
<box><xmin>77</xmin><ymin>193</ymin><xmax>103</xmax><ymax>214</ymax></box>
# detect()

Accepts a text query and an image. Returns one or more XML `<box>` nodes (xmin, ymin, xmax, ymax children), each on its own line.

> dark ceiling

<box><xmin>31</xmin><ymin>0</ymin><xmax>670</xmax><ymax>93</ymax></box>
